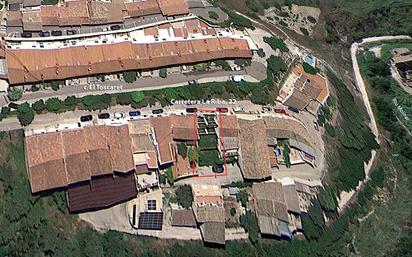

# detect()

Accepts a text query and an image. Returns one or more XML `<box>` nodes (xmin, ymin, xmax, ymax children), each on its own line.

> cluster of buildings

<box><xmin>391</xmin><ymin>48</ymin><xmax>412</xmax><ymax>87</ymax></box>
<box><xmin>277</xmin><ymin>64</ymin><xmax>329</xmax><ymax>114</ymax></box>
<box><xmin>2</xmin><ymin>17</ymin><xmax>256</xmax><ymax>85</ymax></box>
<box><xmin>7</xmin><ymin>0</ymin><xmax>189</xmax><ymax>31</ymax></box>
<box><xmin>24</xmin><ymin>109</ymin><xmax>320</xmax><ymax>244</ymax></box>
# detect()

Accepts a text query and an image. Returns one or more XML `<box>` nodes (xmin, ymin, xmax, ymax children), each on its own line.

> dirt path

<box><xmin>338</xmin><ymin>35</ymin><xmax>412</xmax><ymax>211</ymax></box>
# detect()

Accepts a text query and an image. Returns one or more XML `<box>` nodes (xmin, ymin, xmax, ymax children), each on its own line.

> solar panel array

<box><xmin>138</xmin><ymin>212</ymin><xmax>163</xmax><ymax>230</ymax></box>
<box><xmin>147</xmin><ymin>200</ymin><xmax>156</xmax><ymax>211</ymax></box>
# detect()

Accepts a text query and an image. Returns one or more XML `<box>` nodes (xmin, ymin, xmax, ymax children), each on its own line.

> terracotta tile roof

<box><xmin>6</xmin><ymin>11</ymin><xmax>23</xmax><ymax>26</ymax></box>
<box><xmin>200</xmin><ymin>222</ymin><xmax>225</xmax><ymax>245</ymax></box>
<box><xmin>156</xmin><ymin>0</ymin><xmax>188</xmax><ymax>16</ymax></box>
<box><xmin>263</xmin><ymin>117</ymin><xmax>315</xmax><ymax>149</ymax></box>
<box><xmin>6</xmin><ymin>37</ymin><xmax>252</xmax><ymax>84</ymax></box>
<box><xmin>144</xmin><ymin>27</ymin><xmax>159</xmax><ymax>36</ymax></box>
<box><xmin>88</xmin><ymin>2</ymin><xmax>124</xmax><ymax>24</ymax></box>
<box><xmin>195</xmin><ymin>206</ymin><xmax>225</xmax><ymax>223</ymax></box>
<box><xmin>238</xmin><ymin>119</ymin><xmax>272</xmax><ymax>180</ymax></box>
<box><xmin>125</xmin><ymin>0</ymin><xmax>160</xmax><ymax>18</ymax></box>
<box><xmin>171</xmin><ymin>208</ymin><xmax>197</xmax><ymax>227</ymax></box>
<box><xmin>283</xmin><ymin>184</ymin><xmax>301</xmax><ymax>214</ymax></box>
<box><xmin>147</xmin><ymin>151</ymin><xmax>158</xmax><ymax>169</ymax></box>
<box><xmin>25</xmin><ymin>125</ymin><xmax>134</xmax><ymax>193</ymax></box>
<box><xmin>288</xmin><ymin>64</ymin><xmax>329</xmax><ymax>106</ymax></box>
<box><xmin>67</xmin><ymin>172</ymin><xmax>137</xmax><ymax>213</ymax></box>
<box><xmin>219</xmin><ymin>115</ymin><xmax>239</xmax><ymax>138</ymax></box>
<box><xmin>171</xmin><ymin>115</ymin><xmax>196</xmax><ymax>140</ymax></box>
<box><xmin>25</xmin><ymin>132</ymin><xmax>66</xmax><ymax>193</ymax></box>
<box><xmin>150</xmin><ymin>116</ymin><xmax>174</xmax><ymax>164</ymax></box>
<box><xmin>252</xmin><ymin>182</ymin><xmax>289</xmax><ymax>235</ymax></box>
<box><xmin>21</xmin><ymin>10</ymin><xmax>42</xmax><ymax>31</ymax></box>
<box><xmin>283</xmin><ymin>89</ymin><xmax>311</xmax><ymax>110</ymax></box>
<box><xmin>173</xmin><ymin>154</ymin><xmax>193</xmax><ymax>178</ymax></box>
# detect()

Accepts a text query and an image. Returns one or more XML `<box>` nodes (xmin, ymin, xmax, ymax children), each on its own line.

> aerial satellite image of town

<box><xmin>0</xmin><ymin>0</ymin><xmax>410</xmax><ymax>256</ymax></box>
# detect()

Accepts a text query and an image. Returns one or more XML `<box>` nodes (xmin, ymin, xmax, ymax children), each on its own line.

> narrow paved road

<box><xmin>12</xmin><ymin>61</ymin><xmax>266</xmax><ymax>105</ymax></box>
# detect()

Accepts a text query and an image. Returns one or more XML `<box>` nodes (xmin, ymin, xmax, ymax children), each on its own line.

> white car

<box><xmin>231</xmin><ymin>65</ymin><xmax>241</xmax><ymax>71</ymax></box>
<box><xmin>229</xmin><ymin>75</ymin><xmax>245</xmax><ymax>82</ymax></box>
<box><xmin>232</xmin><ymin>107</ymin><xmax>244</xmax><ymax>112</ymax></box>
<box><xmin>113</xmin><ymin>112</ymin><xmax>125</xmax><ymax>119</ymax></box>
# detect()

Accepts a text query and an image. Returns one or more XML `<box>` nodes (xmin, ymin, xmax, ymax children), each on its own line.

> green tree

<box><xmin>230</xmin><ymin>208</ymin><xmax>236</xmax><ymax>216</ymax></box>
<box><xmin>370</xmin><ymin>166</ymin><xmax>385</xmax><ymax>188</ymax></box>
<box><xmin>214</xmin><ymin>60</ymin><xmax>231</xmax><ymax>71</ymax></box>
<box><xmin>303</xmin><ymin>62</ymin><xmax>318</xmax><ymax>74</ymax></box>
<box><xmin>51</xmin><ymin>80</ymin><xmax>61</xmax><ymax>91</ymax></box>
<box><xmin>177</xmin><ymin>143</ymin><xmax>188</xmax><ymax>158</ymax></box>
<box><xmin>324</xmin><ymin>123</ymin><xmax>336</xmax><ymax>137</ymax></box>
<box><xmin>17</xmin><ymin>102</ymin><xmax>34</xmax><ymax>126</ymax></box>
<box><xmin>263</xmin><ymin>36</ymin><xmax>289</xmax><ymax>52</ymax></box>
<box><xmin>46</xmin><ymin>97</ymin><xmax>65</xmax><ymax>113</ymax></box>
<box><xmin>159</xmin><ymin>68</ymin><xmax>167</xmax><ymax>78</ymax></box>
<box><xmin>116</xmin><ymin>93</ymin><xmax>132</xmax><ymax>105</ymax></box>
<box><xmin>240</xmin><ymin>211</ymin><xmax>259</xmax><ymax>243</ymax></box>
<box><xmin>166</xmin><ymin>167</ymin><xmax>174</xmax><ymax>186</ymax></box>
<box><xmin>236</xmin><ymin>191</ymin><xmax>249</xmax><ymax>207</ymax></box>
<box><xmin>175</xmin><ymin>185</ymin><xmax>193</xmax><ymax>209</ymax></box>
<box><xmin>123</xmin><ymin>71</ymin><xmax>137</xmax><ymax>83</ymax></box>
<box><xmin>64</xmin><ymin>96</ymin><xmax>78</xmax><ymax>109</ymax></box>
<box><xmin>8</xmin><ymin>88</ymin><xmax>23</xmax><ymax>101</ymax></box>
<box><xmin>32</xmin><ymin>99</ymin><xmax>46</xmax><ymax>114</ymax></box>
<box><xmin>208</xmin><ymin>10</ymin><xmax>219</xmax><ymax>20</ymax></box>
<box><xmin>267</xmin><ymin>55</ymin><xmax>287</xmax><ymax>76</ymax></box>
<box><xmin>131</xmin><ymin>91</ymin><xmax>145</xmax><ymax>103</ymax></box>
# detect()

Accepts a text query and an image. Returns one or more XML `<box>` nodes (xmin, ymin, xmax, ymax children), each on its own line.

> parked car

<box><xmin>232</xmin><ymin>107</ymin><xmax>244</xmax><ymax>113</ymax></box>
<box><xmin>216</xmin><ymin>107</ymin><xmax>228</xmax><ymax>113</ymax></box>
<box><xmin>186</xmin><ymin>107</ymin><xmax>198</xmax><ymax>113</ymax></box>
<box><xmin>152</xmin><ymin>109</ymin><xmax>163</xmax><ymax>114</ymax></box>
<box><xmin>51</xmin><ymin>30</ymin><xmax>62</xmax><ymax>36</ymax></box>
<box><xmin>229</xmin><ymin>75</ymin><xmax>245</xmax><ymax>82</ymax></box>
<box><xmin>262</xmin><ymin>106</ymin><xmax>271</xmax><ymax>112</ymax></box>
<box><xmin>129</xmin><ymin>110</ymin><xmax>141</xmax><ymax>117</ymax></box>
<box><xmin>80</xmin><ymin>115</ymin><xmax>93</xmax><ymax>122</ymax></box>
<box><xmin>110</xmin><ymin>25</ymin><xmax>121</xmax><ymax>30</ymax></box>
<box><xmin>8</xmin><ymin>102</ymin><xmax>20</xmax><ymax>109</ymax></box>
<box><xmin>66</xmin><ymin>30</ymin><xmax>77</xmax><ymax>35</ymax></box>
<box><xmin>187</xmin><ymin>80</ymin><xmax>197</xmax><ymax>85</ymax></box>
<box><xmin>98</xmin><ymin>113</ymin><xmax>110</xmax><ymax>119</ymax></box>
<box><xmin>114</xmin><ymin>112</ymin><xmax>125</xmax><ymax>119</ymax></box>
<box><xmin>212</xmin><ymin>164</ymin><xmax>224</xmax><ymax>173</ymax></box>
<box><xmin>21</xmin><ymin>32</ymin><xmax>32</xmax><ymax>38</ymax></box>
<box><xmin>313</xmin><ymin>121</ymin><xmax>320</xmax><ymax>132</ymax></box>
<box><xmin>274</xmin><ymin>108</ymin><xmax>286</xmax><ymax>114</ymax></box>
<box><xmin>231</xmin><ymin>65</ymin><xmax>241</xmax><ymax>71</ymax></box>
<box><xmin>39</xmin><ymin>31</ymin><xmax>50</xmax><ymax>37</ymax></box>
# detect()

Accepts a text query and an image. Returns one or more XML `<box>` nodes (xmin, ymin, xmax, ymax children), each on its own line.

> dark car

<box><xmin>66</xmin><ymin>30</ymin><xmax>77</xmax><ymax>35</ymax></box>
<box><xmin>80</xmin><ymin>115</ymin><xmax>93</xmax><ymax>122</ymax></box>
<box><xmin>129</xmin><ymin>110</ymin><xmax>141</xmax><ymax>117</ymax></box>
<box><xmin>51</xmin><ymin>30</ymin><xmax>62</xmax><ymax>36</ymax></box>
<box><xmin>216</xmin><ymin>107</ymin><xmax>228</xmax><ymax>113</ymax></box>
<box><xmin>186</xmin><ymin>107</ymin><xmax>198</xmax><ymax>113</ymax></box>
<box><xmin>110</xmin><ymin>25</ymin><xmax>121</xmax><ymax>30</ymax></box>
<box><xmin>212</xmin><ymin>164</ymin><xmax>224</xmax><ymax>173</ymax></box>
<box><xmin>274</xmin><ymin>108</ymin><xmax>286</xmax><ymax>114</ymax></box>
<box><xmin>8</xmin><ymin>102</ymin><xmax>20</xmax><ymax>109</ymax></box>
<box><xmin>21</xmin><ymin>32</ymin><xmax>32</xmax><ymax>38</ymax></box>
<box><xmin>39</xmin><ymin>31</ymin><xmax>50</xmax><ymax>37</ymax></box>
<box><xmin>98</xmin><ymin>113</ymin><xmax>110</xmax><ymax>119</ymax></box>
<box><xmin>152</xmin><ymin>109</ymin><xmax>163</xmax><ymax>114</ymax></box>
